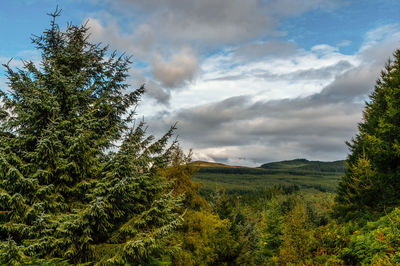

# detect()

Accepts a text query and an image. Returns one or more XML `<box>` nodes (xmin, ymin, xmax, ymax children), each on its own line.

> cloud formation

<box><xmin>104</xmin><ymin>0</ymin><xmax>274</xmax><ymax>45</ymax></box>
<box><xmin>152</xmin><ymin>48</ymin><xmax>198</xmax><ymax>88</ymax></box>
<box><xmin>259</xmin><ymin>60</ymin><xmax>353</xmax><ymax>81</ymax></box>
<box><xmin>86</xmin><ymin>18</ymin><xmax>154</xmax><ymax>60</ymax></box>
<box><xmin>147</xmin><ymin>25</ymin><xmax>400</xmax><ymax>166</ymax></box>
<box><xmin>85</xmin><ymin>0</ymin><xmax>347</xmax><ymax>104</ymax></box>
<box><xmin>82</xmin><ymin>1</ymin><xmax>400</xmax><ymax>165</ymax></box>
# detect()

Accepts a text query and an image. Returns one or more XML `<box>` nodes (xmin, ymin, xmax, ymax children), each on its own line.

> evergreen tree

<box><xmin>278</xmin><ymin>201</ymin><xmax>313</xmax><ymax>264</ymax></box>
<box><xmin>0</xmin><ymin>9</ymin><xmax>181</xmax><ymax>264</ymax></box>
<box><xmin>334</xmin><ymin>48</ymin><xmax>400</xmax><ymax>220</ymax></box>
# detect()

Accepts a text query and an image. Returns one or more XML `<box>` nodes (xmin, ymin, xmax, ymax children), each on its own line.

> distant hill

<box><xmin>260</xmin><ymin>159</ymin><xmax>346</xmax><ymax>173</ymax></box>
<box><xmin>192</xmin><ymin>159</ymin><xmax>346</xmax><ymax>194</ymax></box>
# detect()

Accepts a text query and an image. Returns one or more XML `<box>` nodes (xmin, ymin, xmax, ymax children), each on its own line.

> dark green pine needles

<box><xmin>0</xmin><ymin>10</ymin><xmax>182</xmax><ymax>264</ymax></box>
<box><xmin>334</xmin><ymin>48</ymin><xmax>400</xmax><ymax>221</ymax></box>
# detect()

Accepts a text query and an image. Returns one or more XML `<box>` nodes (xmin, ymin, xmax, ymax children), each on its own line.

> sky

<box><xmin>1</xmin><ymin>0</ymin><xmax>400</xmax><ymax>166</ymax></box>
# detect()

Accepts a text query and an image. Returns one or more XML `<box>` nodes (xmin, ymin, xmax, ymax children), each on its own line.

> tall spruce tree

<box><xmin>334</xmin><ymin>48</ymin><xmax>400</xmax><ymax>220</ymax></box>
<box><xmin>0</xmin><ymin>9</ymin><xmax>182</xmax><ymax>264</ymax></box>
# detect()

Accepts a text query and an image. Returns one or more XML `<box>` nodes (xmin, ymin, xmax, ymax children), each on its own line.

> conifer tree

<box><xmin>334</xmin><ymin>48</ymin><xmax>400</xmax><ymax>220</ymax></box>
<box><xmin>0</xmin><ymin>9</ymin><xmax>181</xmax><ymax>264</ymax></box>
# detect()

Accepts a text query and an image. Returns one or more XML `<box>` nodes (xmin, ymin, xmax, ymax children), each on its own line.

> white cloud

<box><xmin>164</xmin><ymin>43</ymin><xmax>358</xmax><ymax>111</ymax></box>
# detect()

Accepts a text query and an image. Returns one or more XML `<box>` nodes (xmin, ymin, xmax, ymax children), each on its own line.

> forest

<box><xmin>1</xmin><ymin>11</ymin><xmax>400</xmax><ymax>265</ymax></box>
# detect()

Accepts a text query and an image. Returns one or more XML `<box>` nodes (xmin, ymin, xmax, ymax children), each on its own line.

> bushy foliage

<box><xmin>308</xmin><ymin>221</ymin><xmax>357</xmax><ymax>265</ymax></box>
<box><xmin>255</xmin><ymin>191</ymin><xmax>341</xmax><ymax>264</ymax></box>
<box><xmin>255</xmin><ymin>190</ymin><xmax>400</xmax><ymax>265</ymax></box>
<box><xmin>170</xmin><ymin>210</ymin><xmax>237</xmax><ymax>265</ymax></box>
<box><xmin>278</xmin><ymin>201</ymin><xmax>314</xmax><ymax>264</ymax></box>
<box><xmin>0</xmin><ymin>10</ymin><xmax>181</xmax><ymax>264</ymax></box>
<box><xmin>211</xmin><ymin>189</ymin><xmax>260</xmax><ymax>264</ymax></box>
<box><xmin>160</xmin><ymin>147</ymin><xmax>207</xmax><ymax>211</ymax></box>
<box><xmin>155</xmin><ymin>148</ymin><xmax>234</xmax><ymax>265</ymax></box>
<box><xmin>342</xmin><ymin>208</ymin><xmax>400</xmax><ymax>265</ymax></box>
<box><xmin>257</xmin><ymin>194</ymin><xmax>293</xmax><ymax>260</ymax></box>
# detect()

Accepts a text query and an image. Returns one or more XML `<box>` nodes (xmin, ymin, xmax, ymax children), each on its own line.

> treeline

<box><xmin>198</xmin><ymin>164</ymin><xmax>344</xmax><ymax>176</ymax></box>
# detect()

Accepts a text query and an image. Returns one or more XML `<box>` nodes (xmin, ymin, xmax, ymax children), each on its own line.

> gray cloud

<box><xmin>234</xmin><ymin>40</ymin><xmax>298</xmax><ymax>61</ymax></box>
<box><xmin>86</xmin><ymin>19</ymin><xmax>154</xmax><ymax>60</ymax></box>
<box><xmin>156</xmin><ymin>93</ymin><xmax>362</xmax><ymax>147</ymax></box>
<box><xmin>105</xmin><ymin>0</ymin><xmax>275</xmax><ymax>46</ymax></box>
<box><xmin>105</xmin><ymin>0</ymin><xmax>345</xmax><ymax>46</ymax></box>
<box><xmin>152</xmin><ymin>48</ymin><xmax>198</xmax><ymax>88</ymax></box>
<box><xmin>314</xmin><ymin>65</ymin><xmax>378</xmax><ymax>102</ymax></box>
<box><xmin>144</xmin><ymin>81</ymin><xmax>171</xmax><ymax>105</ymax></box>
<box><xmin>125</xmin><ymin>68</ymin><xmax>172</xmax><ymax>105</ymax></box>
<box><xmin>148</xmin><ymin>91</ymin><xmax>363</xmax><ymax>166</ymax></box>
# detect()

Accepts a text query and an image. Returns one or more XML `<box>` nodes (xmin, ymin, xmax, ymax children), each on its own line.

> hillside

<box><xmin>260</xmin><ymin>158</ymin><xmax>346</xmax><ymax>173</ymax></box>
<box><xmin>193</xmin><ymin>159</ymin><xmax>346</xmax><ymax>194</ymax></box>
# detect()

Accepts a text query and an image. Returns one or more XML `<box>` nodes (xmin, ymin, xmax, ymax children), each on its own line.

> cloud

<box><xmin>86</xmin><ymin>18</ymin><xmax>154</xmax><ymax>60</ymax></box>
<box><xmin>152</xmin><ymin>48</ymin><xmax>198</xmax><ymax>88</ymax></box>
<box><xmin>362</xmin><ymin>24</ymin><xmax>400</xmax><ymax>52</ymax></box>
<box><xmin>150</xmin><ymin>88</ymin><xmax>362</xmax><ymax>166</ymax></box>
<box><xmin>314</xmin><ymin>65</ymin><xmax>378</xmax><ymax>102</ymax></box>
<box><xmin>102</xmin><ymin>0</ymin><xmax>345</xmax><ymax>47</ymax></box>
<box><xmin>84</xmin><ymin>0</ymin><xmax>347</xmax><ymax>104</ymax></box>
<box><xmin>81</xmin><ymin>2</ymin><xmax>400</xmax><ymax>165</ymax></box>
<box><xmin>86</xmin><ymin>18</ymin><xmax>198</xmax><ymax>103</ymax></box>
<box><xmin>184</xmin><ymin>43</ymin><xmax>358</xmax><ymax>105</ymax></box>
<box><xmin>260</xmin><ymin>60</ymin><xmax>353</xmax><ymax>81</ymax></box>
<box><xmin>104</xmin><ymin>0</ymin><xmax>275</xmax><ymax>46</ymax></box>
<box><xmin>146</xmin><ymin>25</ymin><xmax>400</xmax><ymax>166</ymax></box>
<box><xmin>144</xmin><ymin>80</ymin><xmax>171</xmax><ymax>105</ymax></box>
<box><xmin>234</xmin><ymin>40</ymin><xmax>298</xmax><ymax>61</ymax></box>
<box><xmin>265</xmin><ymin>0</ymin><xmax>345</xmax><ymax>16</ymax></box>
<box><xmin>125</xmin><ymin>68</ymin><xmax>172</xmax><ymax>105</ymax></box>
